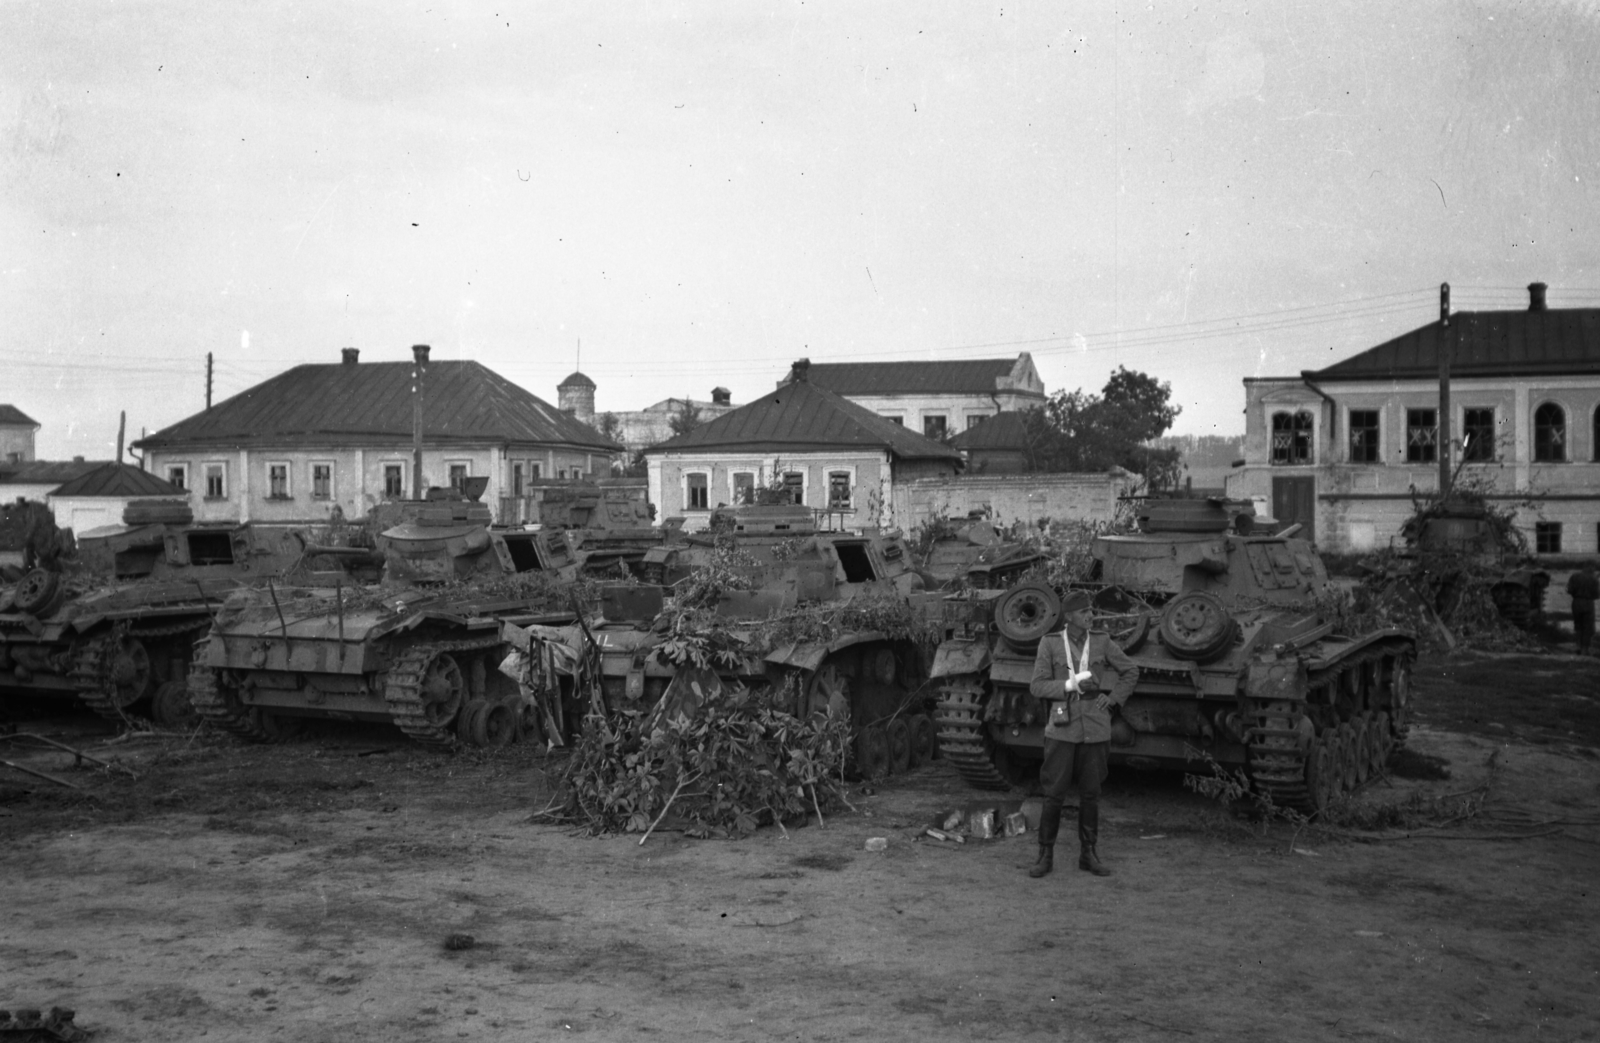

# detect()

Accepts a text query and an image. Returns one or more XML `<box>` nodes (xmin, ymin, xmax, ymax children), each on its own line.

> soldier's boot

<box><xmin>1078</xmin><ymin>807</ymin><xmax>1110</xmax><ymax>877</ymax></box>
<box><xmin>1029</xmin><ymin>803</ymin><xmax>1061</xmax><ymax>878</ymax></box>
<box><xmin>1028</xmin><ymin>845</ymin><xmax>1055</xmax><ymax>878</ymax></box>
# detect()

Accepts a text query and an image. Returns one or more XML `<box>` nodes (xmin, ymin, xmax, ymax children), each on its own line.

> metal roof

<box><xmin>0</xmin><ymin>459</ymin><xmax>108</xmax><ymax>486</ymax></box>
<box><xmin>1305</xmin><ymin>307</ymin><xmax>1600</xmax><ymax>382</ymax></box>
<box><xmin>796</xmin><ymin>357</ymin><xmax>1038</xmax><ymax>396</ymax></box>
<box><xmin>558</xmin><ymin>371</ymin><xmax>596</xmax><ymax>389</ymax></box>
<box><xmin>51</xmin><ymin>462</ymin><xmax>186</xmax><ymax>498</ymax></box>
<box><xmin>644</xmin><ymin>377</ymin><xmax>963</xmax><ymax>461</ymax></box>
<box><xmin>133</xmin><ymin>360</ymin><xmax>622</xmax><ymax>452</ymax></box>
<box><xmin>0</xmin><ymin>405</ymin><xmax>40</xmax><ymax>428</ymax></box>
<box><xmin>950</xmin><ymin>411</ymin><xmax>1032</xmax><ymax>450</ymax></box>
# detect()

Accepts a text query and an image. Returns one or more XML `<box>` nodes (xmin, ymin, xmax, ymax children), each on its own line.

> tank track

<box><xmin>933</xmin><ymin>675</ymin><xmax>1014</xmax><ymax>791</ymax></box>
<box><xmin>187</xmin><ymin>657</ymin><xmax>279</xmax><ymax>742</ymax></box>
<box><xmin>70</xmin><ymin>621</ymin><xmax>213</xmax><ymax>724</ymax></box>
<box><xmin>1246</xmin><ymin>637</ymin><xmax>1415</xmax><ymax>813</ymax></box>
<box><xmin>382</xmin><ymin>636</ymin><xmax>503</xmax><ymax>749</ymax></box>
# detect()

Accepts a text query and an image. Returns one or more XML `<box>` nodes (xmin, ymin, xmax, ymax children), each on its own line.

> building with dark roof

<box><xmin>132</xmin><ymin>346</ymin><xmax>622</xmax><ymax>525</ymax></box>
<box><xmin>0</xmin><ymin>404</ymin><xmax>40</xmax><ymax>465</ymax></box>
<box><xmin>644</xmin><ymin>360</ymin><xmax>961</xmax><ymax>530</ymax></box>
<box><xmin>790</xmin><ymin>353</ymin><xmax>1045</xmax><ymax>440</ymax></box>
<box><xmin>1227</xmin><ymin>283</ymin><xmax>1600</xmax><ymax>555</ymax></box>
<box><xmin>47</xmin><ymin>463</ymin><xmax>187</xmax><ymax>534</ymax></box>
<box><xmin>0</xmin><ymin>458</ymin><xmax>107</xmax><ymax>504</ymax></box>
<box><xmin>949</xmin><ymin>411</ymin><xmax>1032</xmax><ymax>474</ymax></box>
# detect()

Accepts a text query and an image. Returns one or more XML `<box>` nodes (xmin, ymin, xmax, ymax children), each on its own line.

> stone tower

<box><xmin>557</xmin><ymin>371</ymin><xmax>596</xmax><ymax>426</ymax></box>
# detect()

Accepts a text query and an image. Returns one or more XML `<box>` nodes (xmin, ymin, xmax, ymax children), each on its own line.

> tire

<box><xmin>994</xmin><ymin>582</ymin><xmax>1062</xmax><ymax>647</ymax></box>
<box><xmin>13</xmin><ymin>569</ymin><xmax>62</xmax><ymax>615</ymax></box>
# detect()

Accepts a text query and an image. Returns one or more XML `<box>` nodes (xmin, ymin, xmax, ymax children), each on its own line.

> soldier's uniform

<box><xmin>1027</xmin><ymin>593</ymin><xmax>1139</xmax><ymax>877</ymax></box>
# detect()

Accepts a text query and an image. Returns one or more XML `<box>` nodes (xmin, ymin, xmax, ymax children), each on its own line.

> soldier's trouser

<box><xmin>1036</xmin><ymin>739</ymin><xmax>1109</xmax><ymax>848</ymax></box>
<box><xmin>1575</xmin><ymin>603</ymin><xmax>1595</xmax><ymax>653</ymax></box>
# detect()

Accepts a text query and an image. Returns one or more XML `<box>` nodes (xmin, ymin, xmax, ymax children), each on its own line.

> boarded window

<box><xmin>1348</xmin><ymin>410</ymin><xmax>1379</xmax><ymax>463</ymax></box>
<box><xmin>828</xmin><ymin>471</ymin><xmax>852</xmax><ymax>509</ymax></box>
<box><xmin>1405</xmin><ymin>409</ymin><xmax>1437</xmax><ymax>463</ymax></box>
<box><xmin>1462</xmin><ymin>408</ymin><xmax>1496</xmax><ymax>462</ymax></box>
<box><xmin>1534</xmin><ymin>403</ymin><xmax>1565</xmax><ymax>462</ymax></box>
<box><xmin>782</xmin><ymin>472</ymin><xmax>805</xmax><ymax>505</ymax></box>
<box><xmin>1270</xmin><ymin>411</ymin><xmax>1313</xmax><ymax>465</ymax></box>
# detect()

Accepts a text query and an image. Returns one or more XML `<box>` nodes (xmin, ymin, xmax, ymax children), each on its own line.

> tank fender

<box><xmin>765</xmin><ymin>630</ymin><xmax>892</xmax><ymax>671</ymax></box>
<box><xmin>930</xmin><ymin>638</ymin><xmax>991</xmax><ymax>679</ymax></box>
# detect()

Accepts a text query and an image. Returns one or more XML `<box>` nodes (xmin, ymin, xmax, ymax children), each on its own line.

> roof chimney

<box><xmin>341</xmin><ymin>347</ymin><xmax>360</xmax><ymax>365</ymax></box>
<box><xmin>790</xmin><ymin>358</ymin><xmax>811</xmax><ymax>383</ymax></box>
<box><xmin>412</xmin><ymin>343</ymin><xmax>431</xmax><ymax>364</ymax></box>
<box><xmin>1528</xmin><ymin>282</ymin><xmax>1548</xmax><ymax>312</ymax></box>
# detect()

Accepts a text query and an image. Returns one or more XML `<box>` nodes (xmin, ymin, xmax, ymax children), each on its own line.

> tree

<box><xmin>669</xmin><ymin>400</ymin><xmax>703</xmax><ymax>438</ymax></box>
<box><xmin>1024</xmin><ymin>366</ymin><xmax>1182</xmax><ymax>487</ymax></box>
<box><xmin>596</xmin><ymin>412</ymin><xmax>622</xmax><ymax>443</ymax></box>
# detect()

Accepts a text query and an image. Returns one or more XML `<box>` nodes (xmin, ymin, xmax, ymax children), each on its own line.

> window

<box><xmin>311</xmin><ymin>463</ymin><xmax>332</xmax><ymax>500</ymax></box>
<box><xmin>923</xmin><ymin>415</ymin><xmax>948</xmax><ymax>440</ymax></box>
<box><xmin>203</xmin><ymin>463</ymin><xmax>226</xmax><ymax>499</ymax></box>
<box><xmin>1405</xmin><ymin>409</ymin><xmax>1437</xmax><ymax>463</ymax></box>
<box><xmin>267</xmin><ymin>463</ymin><xmax>290</xmax><ymax>499</ymax></box>
<box><xmin>965</xmin><ymin>413</ymin><xmax>993</xmax><ymax>430</ymax></box>
<box><xmin>1270</xmin><ymin>411</ymin><xmax>1313</xmax><ymax>465</ymax></box>
<box><xmin>881</xmin><ymin>414</ymin><xmax>904</xmax><ymax>426</ymax></box>
<box><xmin>828</xmin><ymin>471</ymin><xmax>852</xmax><ymax>510</ymax></box>
<box><xmin>781</xmin><ymin>471</ymin><xmax>805</xmax><ymax>505</ymax></box>
<box><xmin>448</xmin><ymin>463</ymin><xmax>469</xmax><ymax>491</ymax></box>
<box><xmin>530</xmin><ymin>463</ymin><xmax>542</xmax><ymax>479</ymax></box>
<box><xmin>166</xmin><ymin>464</ymin><xmax>187</xmax><ymax>491</ymax></box>
<box><xmin>1348</xmin><ymin>410</ymin><xmax>1379</xmax><ymax>463</ymax></box>
<box><xmin>383</xmin><ymin>464</ymin><xmax>405</xmax><ymax>498</ymax></box>
<box><xmin>1462</xmin><ymin>408</ymin><xmax>1497</xmax><ymax>462</ymax></box>
<box><xmin>512</xmin><ymin>463</ymin><xmax>525</xmax><ymax>498</ymax></box>
<box><xmin>1594</xmin><ymin>408</ymin><xmax>1600</xmax><ymax>462</ymax></box>
<box><xmin>1534</xmin><ymin>403</ymin><xmax>1566</xmax><ymax>462</ymax></box>
<box><xmin>1535</xmin><ymin>522</ymin><xmax>1562</xmax><ymax>554</ymax></box>
<box><xmin>686</xmin><ymin>473</ymin><xmax>709</xmax><ymax>511</ymax></box>
<box><xmin>732</xmin><ymin>472</ymin><xmax>755</xmax><ymax>505</ymax></box>
<box><xmin>558</xmin><ymin>468</ymin><xmax>567</xmax><ymax>480</ymax></box>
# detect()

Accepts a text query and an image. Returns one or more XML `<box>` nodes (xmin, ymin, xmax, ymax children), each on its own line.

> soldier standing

<box><xmin>1568</xmin><ymin>562</ymin><xmax>1598</xmax><ymax>655</ymax></box>
<box><xmin>1027</xmin><ymin>589</ymin><xmax>1139</xmax><ymax>878</ymax></box>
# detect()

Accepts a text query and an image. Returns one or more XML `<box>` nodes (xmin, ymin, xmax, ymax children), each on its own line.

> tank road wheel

<box><xmin>907</xmin><ymin>713</ymin><xmax>936</xmax><ymax>767</ymax></box>
<box><xmin>853</xmin><ymin>724</ymin><xmax>889</xmax><ymax>780</ymax></box>
<box><xmin>478</xmin><ymin>702</ymin><xmax>517</xmax><ymax>747</ymax></box>
<box><xmin>1387</xmin><ymin>653</ymin><xmax>1412</xmax><ymax>743</ymax></box>
<box><xmin>885</xmin><ymin>717</ymin><xmax>912</xmax><ymax>776</ymax></box>
<box><xmin>13</xmin><ymin>568</ymin><xmax>64</xmax><ymax>616</ymax></box>
<box><xmin>1373</xmin><ymin>710</ymin><xmax>1395</xmax><ymax>766</ymax></box>
<box><xmin>383</xmin><ymin>643</ymin><xmax>488</xmax><ymax>749</ymax></box>
<box><xmin>151</xmin><ymin>679</ymin><xmax>199</xmax><ymax>729</ymax></box>
<box><xmin>934</xmin><ymin>675</ymin><xmax>1022</xmax><ymax>792</ymax></box>
<box><xmin>1158</xmin><ymin>592</ymin><xmax>1236</xmax><ymax>662</ymax></box>
<box><xmin>247</xmin><ymin>708</ymin><xmax>304</xmax><ymax>742</ymax></box>
<box><xmin>1305</xmin><ymin>736</ymin><xmax>1336</xmax><ymax>816</ymax></box>
<box><xmin>1335</xmin><ymin>722</ymin><xmax>1359</xmax><ymax>792</ymax></box>
<box><xmin>804</xmin><ymin>663</ymin><xmax>852</xmax><ymax>719</ymax></box>
<box><xmin>1352</xmin><ymin>715</ymin><xmax>1375</xmax><ymax>785</ymax></box>
<box><xmin>105</xmin><ymin>637</ymin><xmax>153</xmax><ymax>710</ymax></box>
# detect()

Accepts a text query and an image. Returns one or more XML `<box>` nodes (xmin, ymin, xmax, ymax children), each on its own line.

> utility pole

<box><xmin>116</xmin><ymin>411</ymin><xmax>125</xmax><ymax>464</ymax></box>
<box><xmin>1438</xmin><ymin>283</ymin><xmax>1452</xmax><ymax>499</ymax></box>
<box><xmin>412</xmin><ymin>344</ymin><xmax>430</xmax><ymax>499</ymax></box>
<box><xmin>206</xmin><ymin>352</ymin><xmax>214</xmax><ymax>410</ymax></box>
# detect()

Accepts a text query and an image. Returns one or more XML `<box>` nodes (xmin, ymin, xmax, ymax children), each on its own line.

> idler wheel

<box><xmin>994</xmin><ymin>582</ymin><xmax>1062</xmax><ymax>647</ymax></box>
<box><xmin>853</xmin><ymin>723</ymin><xmax>888</xmax><ymax>780</ymax></box>
<box><xmin>885</xmin><ymin>718</ymin><xmax>912</xmax><ymax>775</ymax></box>
<box><xmin>1157</xmin><ymin>591</ymin><xmax>1236</xmax><ymax>662</ymax></box>
<box><xmin>907</xmin><ymin>713</ymin><xmax>936</xmax><ymax>766</ymax></box>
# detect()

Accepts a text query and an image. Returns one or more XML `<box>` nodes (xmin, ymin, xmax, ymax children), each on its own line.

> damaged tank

<box><xmin>503</xmin><ymin>505</ymin><xmax>946</xmax><ymax>778</ymax></box>
<box><xmin>912</xmin><ymin>512</ymin><xmax>1048</xmax><ymax>591</ymax></box>
<box><xmin>530</xmin><ymin>481</ymin><xmax>671</xmax><ymax>578</ymax></box>
<box><xmin>0</xmin><ymin>500</ymin><xmax>308</xmax><ymax>726</ymax></box>
<box><xmin>1383</xmin><ymin>501</ymin><xmax>1550</xmax><ymax>629</ymax></box>
<box><xmin>187</xmin><ymin>483</ymin><xmax>581</xmax><ymax>747</ymax></box>
<box><xmin>932</xmin><ymin>498</ymin><xmax>1417</xmax><ymax>813</ymax></box>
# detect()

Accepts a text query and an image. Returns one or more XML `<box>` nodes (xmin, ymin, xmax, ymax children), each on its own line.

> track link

<box><xmin>68</xmin><ymin>634</ymin><xmax>131</xmax><ymax>725</ymax></box>
<box><xmin>187</xmin><ymin>656</ymin><xmax>277</xmax><ymax>741</ymax></box>
<box><xmin>382</xmin><ymin>637</ymin><xmax>502</xmax><ymax>749</ymax></box>
<box><xmin>933</xmin><ymin>675</ymin><xmax>1014</xmax><ymax>791</ymax></box>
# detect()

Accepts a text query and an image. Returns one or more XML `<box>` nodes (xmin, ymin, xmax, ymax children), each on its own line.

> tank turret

<box><xmin>930</xmin><ymin>498</ymin><xmax>1416</xmax><ymax>814</ymax></box>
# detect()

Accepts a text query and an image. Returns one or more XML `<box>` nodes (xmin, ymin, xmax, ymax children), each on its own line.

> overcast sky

<box><xmin>4</xmin><ymin>1</ymin><xmax>1598</xmax><ymax>460</ymax></box>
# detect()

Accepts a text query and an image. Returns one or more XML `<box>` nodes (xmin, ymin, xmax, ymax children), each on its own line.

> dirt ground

<box><xmin>3</xmin><ymin>651</ymin><xmax>1598</xmax><ymax>1043</ymax></box>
